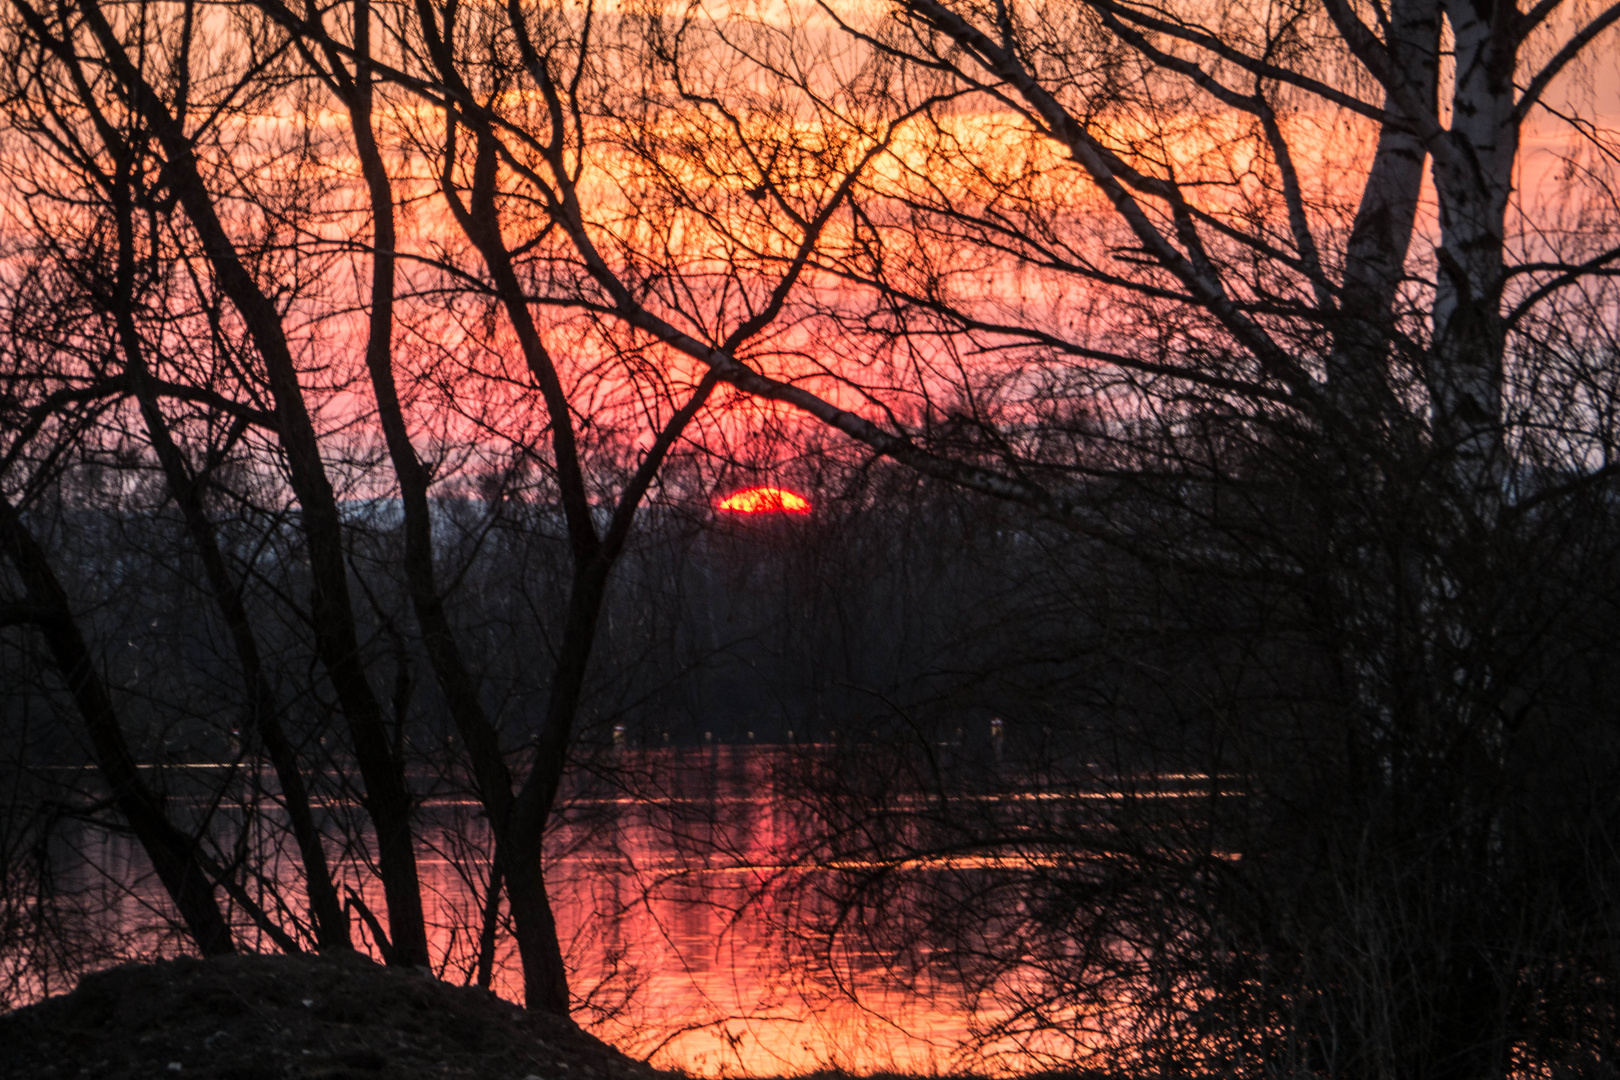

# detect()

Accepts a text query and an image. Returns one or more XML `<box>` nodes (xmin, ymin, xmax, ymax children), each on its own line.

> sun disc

<box><xmin>717</xmin><ymin>486</ymin><xmax>812</xmax><ymax>514</ymax></box>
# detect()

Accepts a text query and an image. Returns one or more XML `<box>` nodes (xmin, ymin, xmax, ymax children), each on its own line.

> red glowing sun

<box><xmin>717</xmin><ymin>486</ymin><xmax>812</xmax><ymax>514</ymax></box>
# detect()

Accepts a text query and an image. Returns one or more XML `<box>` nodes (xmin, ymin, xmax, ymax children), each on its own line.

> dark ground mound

<box><xmin>0</xmin><ymin>952</ymin><xmax>670</xmax><ymax>1080</ymax></box>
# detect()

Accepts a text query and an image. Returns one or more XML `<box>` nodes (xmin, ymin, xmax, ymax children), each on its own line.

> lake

<box><xmin>44</xmin><ymin>744</ymin><xmax>1059</xmax><ymax>1076</ymax></box>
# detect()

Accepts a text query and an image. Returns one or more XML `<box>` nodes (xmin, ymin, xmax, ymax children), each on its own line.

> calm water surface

<box><xmin>509</xmin><ymin>745</ymin><xmax>986</xmax><ymax>1075</ymax></box>
<box><xmin>64</xmin><ymin>746</ymin><xmax>1041</xmax><ymax>1076</ymax></box>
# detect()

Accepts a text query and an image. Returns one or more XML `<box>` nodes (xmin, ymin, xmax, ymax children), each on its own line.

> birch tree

<box><xmin>739</xmin><ymin>0</ymin><xmax>1620</xmax><ymax>1073</ymax></box>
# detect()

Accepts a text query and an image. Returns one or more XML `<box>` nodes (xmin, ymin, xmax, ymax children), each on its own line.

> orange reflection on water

<box><xmin>504</xmin><ymin>746</ymin><xmax>994</xmax><ymax>1075</ymax></box>
<box><xmin>62</xmin><ymin>746</ymin><xmax>1079</xmax><ymax>1075</ymax></box>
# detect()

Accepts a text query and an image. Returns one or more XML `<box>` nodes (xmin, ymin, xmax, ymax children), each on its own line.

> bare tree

<box><xmin>1</xmin><ymin>0</ymin><xmax>429</xmax><ymax>963</ymax></box>
<box><xmin>707</xmin><ymin>1</ymin><xmax>1620</xmax><ymax>1075</ymax></box>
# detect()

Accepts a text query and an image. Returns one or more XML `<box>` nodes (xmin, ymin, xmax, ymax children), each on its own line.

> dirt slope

<box><xmin>0</xmin><ymin>952</ymin><xmax>669</xmax><ymax>1080</ymax></box>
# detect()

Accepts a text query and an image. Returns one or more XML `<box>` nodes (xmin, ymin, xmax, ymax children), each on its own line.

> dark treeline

<box><xmin>2</xmin><ymin>460</ymin><xmax>1079</xmax><ymax>763</ymax></box>
<box><xmin>0</xmin><ymin>456</ymin><xmax>1107</xmax><ymax>1005</ymax></box>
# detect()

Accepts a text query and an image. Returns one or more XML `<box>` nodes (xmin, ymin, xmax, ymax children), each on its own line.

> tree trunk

<box><xmin>0</xmin><ymin>495</ymin><xmax>235</xmax><ymax>957</ymax></box>
<box><xmin>101</xmin><ymin>153</ymin><xmax>353</xmax><ymax>954</ymax></box>
<box><xmin>67</xmin><ymin>0</ymin><xmax>431</xmax><ymax>966</ymax></box>
<box><xmin>1429</xmin><ymin>0</ymin><xmax>1517</xmax><ymax>510</ymax></box>
<box><xmin>501</xmin><ymin>560</ymin><xmax>613</xmax><ymax>1016</ymax></box>
<box><xmin>334</xmin><ymin>0</ymin><xmax>517</xmax><ymax>875</ymax></box>
<box><xmin>1326</xmin><ymin>0</ymin><xmax>1439</xmax><ymax>431</ymax></box>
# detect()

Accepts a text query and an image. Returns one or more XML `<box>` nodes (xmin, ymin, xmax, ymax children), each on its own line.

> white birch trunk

<box><xmin>1429</xmin><ymin>0</ymin><xmax>1520</xmax><ymax>511</ymax></box>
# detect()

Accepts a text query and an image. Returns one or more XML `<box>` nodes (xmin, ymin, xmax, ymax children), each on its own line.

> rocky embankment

<box><xmin>0</xmin><ymin>952</ymin><xmax>669</xmax><ymax>1080</ymax></box>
